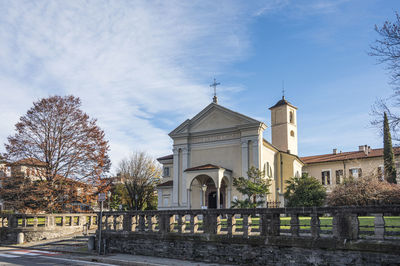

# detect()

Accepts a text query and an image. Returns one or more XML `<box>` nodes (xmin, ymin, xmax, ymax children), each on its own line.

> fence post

<box><xmin>333</xmin><ymin>212</ymin><xmax>358</xmax><ymax>240</ymax></box>
<box><xmin>243</xmin><ymin>214</ymin><xmax>251</xmax><ymax>237</ymax></box>
<box><xmin>203</xmin><ymin>212</ymin><xmax>219</xmax><ymax>235</ymax></box>
<box><xmin>310</xmin><ymin>213</ymin><xmax>320</xmax><ymax>239</ymax></box>
<box><xmin>290</xmin><ymin>213</ymin><xmax>300</xmax><ymax>237</ymax></box>
<box><xmin>261</xmin><ymin>213</ymin><xmax>280</xmax><ymax>236</ymax></box>
<box><xmin>123</xmin><ymin>214</ymin><xmax>132</xmax><ymax>232</ymax></box>
<box><xmin>374</xmin><ymin>213</ymin><xmax>385</xmax><ymax>240</ymax></box>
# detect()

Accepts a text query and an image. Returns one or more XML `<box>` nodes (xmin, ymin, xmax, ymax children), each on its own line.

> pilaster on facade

<box><xmin>241</xmin><ymin>140</ymin><xmax>249</xmax><ymax>178</ymax></box>
<box><xmin>252</xmin><ymin>137</ymin><xmax>260</xmax><ymax>169</ymax></box>
<box><xmin>172</xmin><ymin>147</ymin><xmax>180</xmax><ymax>206</ymax></box>
<box><xmin>181</xmin><ymin>147</ymin><xmax>189</xmax><ymax>206</ymax></box>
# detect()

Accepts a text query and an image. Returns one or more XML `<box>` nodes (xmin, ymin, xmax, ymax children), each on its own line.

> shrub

<box><xmin>284</xmin><ymin>173</ymin><xmax>326</xmax><ymax>207</ymax></box>
<box><xmin>327</xmin><ymin>174</ymin><xmax>400</xmax><ymax>206</ymax></box>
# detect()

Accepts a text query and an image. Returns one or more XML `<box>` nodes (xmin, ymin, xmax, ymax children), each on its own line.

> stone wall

<box><xmin>102</xmin><ymin>231</ymin><xmax>400</xmax><ymax>265</ymax></box>
<box><xmin>97</xmin><ymin>205</ymin><xmax>400</xmax><ymax>265</ymax></box>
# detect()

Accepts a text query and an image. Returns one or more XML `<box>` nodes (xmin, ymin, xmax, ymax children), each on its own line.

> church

<box><xmin>156</xmin><ymin>86</ymin><xmax>303</xmax><ymax>210</ymax></box>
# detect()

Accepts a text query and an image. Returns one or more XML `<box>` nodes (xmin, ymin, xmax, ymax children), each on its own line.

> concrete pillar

<box><xmin>17</xmin><ymin>232</ymin><xmax>24</xmax><ymax>244</ymax></box>
<box><xmin>227</xmin><ymin>188</ymin><xmax>231</xmax><ymax>208</ymax></box>
<box><xmin>216</xmin><ymin>187</ymin><xmax>220</xmax><ymax>209</ymax></box>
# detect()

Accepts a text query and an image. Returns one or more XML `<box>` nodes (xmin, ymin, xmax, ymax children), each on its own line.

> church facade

<box><xmin>156</xmin><ymin>96</ymin><xmax>303</xmax><ymax>210</ymax></box>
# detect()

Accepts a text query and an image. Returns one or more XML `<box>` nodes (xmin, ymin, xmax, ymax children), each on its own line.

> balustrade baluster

<box><xmin>190</xmin><ymin>215</ymin><xmax>198</xmax><ymax>233</ymax></box>
<box><xmin>177</xmin><ymin>214</ymin><xmax>186</xmax><ymax>233</ymax></box>
<box><xmin>146</xmin><ymin>215</ymin><xmax>156</xmax><ymax>232</ymax></box>
<box><xmin>113</xmin><ymin>215</ymin><xmax>118</xmax><ymax>231</ymax></box>
<box><xmin>131</xmin><ymin>215</ymin><xmax>138</xmax><ymax>232</ymax></box>
<box><xmin>227</xmin><ymin>214</ymin><xmax>235</xmax><ymax>236</ymax></box>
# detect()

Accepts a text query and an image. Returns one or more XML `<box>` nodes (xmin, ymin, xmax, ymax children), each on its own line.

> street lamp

<box><xmin>201</xmin><ymin>184</ymin><xmax>207</xmax><ymax>209</ymax></box>
<box><xmin>107</xmin><ymin>191</ymin><xmax>112</xmax><ymax>211</ymax></box>
<box><xmin>135</xmin><ymin>194</ymin><xmax>138</xmax><ymax>211</ymax></box>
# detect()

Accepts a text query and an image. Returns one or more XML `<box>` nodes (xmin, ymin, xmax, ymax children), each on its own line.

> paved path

<box><xmin>0</xmin><ymin>247</ymin><xmax>114</xmax><ymax>265</ymax></box>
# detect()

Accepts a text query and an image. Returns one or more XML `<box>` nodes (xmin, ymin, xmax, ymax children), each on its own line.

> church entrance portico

<box><xmin>185</xmin><ymin>164</ymin><xmax>232</xmax><ymax>209</ymax></box>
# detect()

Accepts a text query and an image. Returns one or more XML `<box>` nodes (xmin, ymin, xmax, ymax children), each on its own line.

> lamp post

<box><xmin>107</xmin><ymin>191</ymin><xmax>111</xmax><ymax>211</ymax></box>
<box><xmin>201</xmin><ymin>184</ymin><xmax>207</xmax><ymax>209</ymax></box>
<box><xmin>135</xmin><ymin>194</ymin><xmax>138</xmax><ymax>211</ymax></box>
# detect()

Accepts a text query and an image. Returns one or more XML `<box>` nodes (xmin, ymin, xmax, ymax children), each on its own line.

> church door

<box><xmin>208</xmin><ymin>192</ymin><xmax>217</xmax><ymax>209</ymax></box>
<box><xmin>208</xmin><ymin>191</ymin><xmax>224</xmax><ymax>209</ymax></box>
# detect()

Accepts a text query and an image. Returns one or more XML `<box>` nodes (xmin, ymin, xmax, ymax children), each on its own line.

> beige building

<box><xmin>156</xmin><ymin>96</ymin><xmax>303</xmax><ymax>210</ymax></box>
<box><xmin>301</xmin><ymin>145</ymin><xmax>400</xmax><ymax>192</ymax></box>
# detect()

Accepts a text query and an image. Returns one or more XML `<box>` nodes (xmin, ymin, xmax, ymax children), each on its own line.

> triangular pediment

<box><xmin>169</xmin><ymin>103</ymin><xmax>262</xmax><ymax>136</ymax></box>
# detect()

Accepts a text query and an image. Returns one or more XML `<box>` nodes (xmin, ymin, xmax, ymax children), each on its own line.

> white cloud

<box><xmin>0</xmin><ymin>1</ymin><xmax>252</xmax><ymax>170</ymax></box>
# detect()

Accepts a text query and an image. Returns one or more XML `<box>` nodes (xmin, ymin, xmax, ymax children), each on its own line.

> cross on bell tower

<box><xmin>210</xmin><ymin>78</ymin><xmax>220</xmax><ymax>104</ymax></box>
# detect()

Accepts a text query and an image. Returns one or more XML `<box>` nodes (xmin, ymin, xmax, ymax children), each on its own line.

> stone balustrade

<box><xmin>98</xmin><ymin>205</ymin><xmax>400</xmax><ymax>240</ymax></box>
<box><xmin>0</xmin><ymin>213</ymin><xmax>97</xmax><ymax>243</ymax></box>
<box><xmin>98</xmin><ymin>206</ymin><xmax>400</xmax><ymax>265</ymax></box>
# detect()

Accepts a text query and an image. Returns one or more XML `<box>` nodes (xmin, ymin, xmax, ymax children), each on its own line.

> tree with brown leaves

<box><xmin>1</xmin><ymin>95</ymin><xmax>111</xmax><ymax>213</ymax></box>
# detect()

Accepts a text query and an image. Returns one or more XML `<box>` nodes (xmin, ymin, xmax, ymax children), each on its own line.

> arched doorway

<box><xmin>189</xmin><ymin>174</ymin><xmax>228</xmax><ymax>209</ymax></box>
<box><xmin>207</xmin><ymin>191</ymin><xmax>223</xmax><ymax>209</ymax></box>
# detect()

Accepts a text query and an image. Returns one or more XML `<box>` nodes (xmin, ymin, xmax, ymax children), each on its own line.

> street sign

<box><xmin>98</xmin><ymin>193</ymin><xmax>106</xmax><ymax>202</ymax></box>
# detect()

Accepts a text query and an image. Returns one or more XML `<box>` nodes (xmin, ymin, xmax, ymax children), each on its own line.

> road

<box><xmin>0</xmin><ymin>247</ymin><xmax>115</xmax><ymax>266</ymax></box>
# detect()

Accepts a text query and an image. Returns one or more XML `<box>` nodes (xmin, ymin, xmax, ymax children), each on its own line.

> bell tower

<box><xmin>269</xmin><ymin>96</ymin><xmax>298</xmax><ymax>155</ymax></box>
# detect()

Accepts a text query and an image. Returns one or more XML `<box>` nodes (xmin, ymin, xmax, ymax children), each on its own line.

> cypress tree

<box><xmin>383</xmin><ymin>112</ymin><xmax>397</xmax><ymax>184</ymax></box>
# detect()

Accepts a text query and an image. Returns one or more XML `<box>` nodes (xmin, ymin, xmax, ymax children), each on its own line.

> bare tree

<box><xmin>370</xmin><ymin>12</ymin><xmax>400</xmax><ymax>140</ymax></box>
<box><xmin>118</xmin><ymin>152</ymin><xmax>161</xmax><ymax>210</ymax></box>
<box><xmin>1</xmin><ymin>95</ymin><xmax>111</xmax><ymax>212</ymax></box>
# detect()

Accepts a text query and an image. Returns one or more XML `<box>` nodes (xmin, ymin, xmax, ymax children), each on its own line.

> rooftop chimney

<box><xmin>333</xmin><ymin>148</ymin><xmax>337</xmax><ymax>155</ymax></box>
<box><xmin>359</xmin><ymin>145</ymin><xmax>369</xmax><ymax>155</ymax></box>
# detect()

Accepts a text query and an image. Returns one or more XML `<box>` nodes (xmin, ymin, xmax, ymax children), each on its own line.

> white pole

<box><xmin>98</xmin><ymin>201</ymin><xmax>103</xmax><ymax>255</ymax></box>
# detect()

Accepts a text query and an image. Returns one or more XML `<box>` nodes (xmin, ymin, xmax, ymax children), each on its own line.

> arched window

<box><xmin>290</xmin><ymin>130</ymin><xmax>295</xmax><ymax>137</ymax></box>
<box><xmin>289</xmin><ymin>111</ymin><xmax>294</xmax><ymax>124</ymax></box>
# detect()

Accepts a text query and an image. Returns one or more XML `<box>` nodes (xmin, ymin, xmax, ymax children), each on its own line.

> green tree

<box><xmin>109</xmin><ymin>183</ymin><xmax>130</xmax><ymax>210</ymax></box>
<box><xmin>284</xmin><ymin>173</ymin><xmax>326</xmax><ymax>207</ymax></box>
<box><xmin>384</xmin><ymin>112</ymin><xmax>397</xmax><ymax>183</ymax></box>
<box><xmin>231</xmin><ymin>166</ymin><xmax>270</xmax><ymax>208</ymax></box>
<box><xmin>118</xmin><ymin>152</ymin><xmax>161</xmax><ymax>210</ymax></box>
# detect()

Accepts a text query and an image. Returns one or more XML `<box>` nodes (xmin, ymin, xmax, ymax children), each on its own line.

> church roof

<box><xmin>269</xmin><ymin>96</ymin><xmax>297</xmax><ymax>110</ymax></box>
<box><xmin>157</xmin><ymin>180</ymin><xmax>173</xmax><ymax>187</ymax></box>
<box><xmin>157</xmin><ymin>154</ymin><xmax>173</xmax><ymax>161</ymax></box>
<box><xmin>169</xmin><ymin>102</ymin><xmax>265</xmax><ymax>137</ymax></box>
<box><xmin>301</xmin><ymin>147</ymin><xmax>400</xmax><ymax>164</ymax></box>
<box><xmin>184</xmin><ymin>164</ymin><xmax>232</xmax><ymax>172</ymax></box>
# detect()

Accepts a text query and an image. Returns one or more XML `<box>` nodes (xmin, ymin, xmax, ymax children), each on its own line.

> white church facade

<box><xmin>156</xmin><ymin>95</ymin><xmax>303</xmax><ymax>210</ymax></box>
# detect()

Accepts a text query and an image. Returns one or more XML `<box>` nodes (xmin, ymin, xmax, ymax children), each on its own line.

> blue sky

<box><xmin>0</xmin><ymin>0</ymin><xmax>399</xmax><ymax>171</ymax></box>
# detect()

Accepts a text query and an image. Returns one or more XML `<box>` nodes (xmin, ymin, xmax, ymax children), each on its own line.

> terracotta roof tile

<box><xmin>301</xmin><ymin>147</ymin><xmax>400</xmax><ymax>164</ymax></box>
<box><xmin>269</xmin><ymin>96</ymin><xmax>297</xmax><ymax>110</ymax></box>
<box><xmin>157</xmin><ymin>154</ymin><xmax>173</xmax><ymax>161</ymax></box>
<box><xmin>184</xmin><ymin>164</ymin><xmax>232</xmax><ymax>172</ymax></box>
<box><xmin>157</xmin><ymin>180</ymin><xmax>173</xmax><ymax>187</ymax></box>
<box><xmin>11</xmin><ymin>158</ymin><xmax>47</xmax><ymax>167</ymax></box>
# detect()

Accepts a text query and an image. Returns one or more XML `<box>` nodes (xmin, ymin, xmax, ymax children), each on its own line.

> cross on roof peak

<box><xmin>210</xmin><ymin>78</ymin><xmax>220</xmax><ymax>104</ymax></box>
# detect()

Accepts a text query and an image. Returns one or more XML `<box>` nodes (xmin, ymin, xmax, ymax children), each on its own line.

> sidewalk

<box><xmin>72</xmin><ymin>253</ymin><xmax>228</xmax><ymax>266</ymax></box>
<box><xmin>1</xmin><ymin>237</ymin><xmax>228</xmax><ymax>265</ymax></box>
